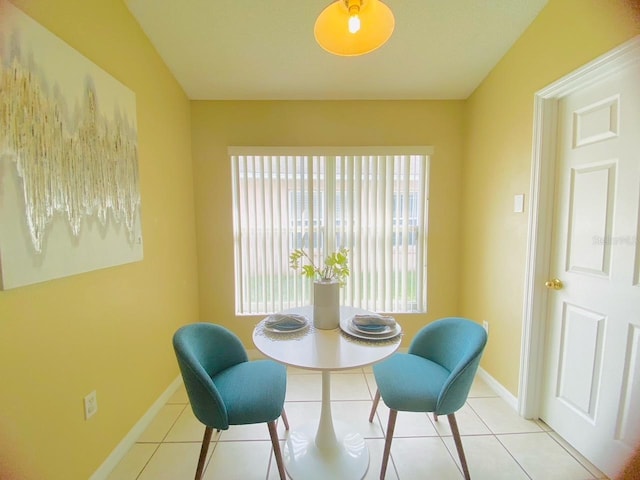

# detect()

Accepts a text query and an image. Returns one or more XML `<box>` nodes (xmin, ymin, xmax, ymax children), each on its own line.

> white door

<box><xmin>540</xmin><ymin>60</ymin><xmax>640</xmax><ymax>477</ymax></box>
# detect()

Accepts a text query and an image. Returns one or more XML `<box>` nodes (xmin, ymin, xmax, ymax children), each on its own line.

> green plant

<box><xmin>289</xmin><ymin>247</ymin><xmax>350</xmax><ymax>285</ymax></box>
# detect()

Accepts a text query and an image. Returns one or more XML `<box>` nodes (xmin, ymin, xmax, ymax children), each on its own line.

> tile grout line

<box><xmin>493</xmin><ymin>433</ymin><xmax>534</xmax><ymax>480</ymax></box>
<box><xmin>464</xmin><ymin>398</ymin><xmax>496</xmax><ymax>435</ymax></box>
<box><xmin>133</xmin><ymin>443</ymin><xmax>162</xmax><ymax>480</ymax></box>
<box><xmin>201</xmin><ymin>438</ymin><xmax>220</xmax><ymax>479</ymax></box>
<box><xmin>544</xmin><ymin>430</ymin><xmax>603</xmax><ymax>479</ymax></box>
<box><xmin>133</xmin><ymin>403</ymin><xmax>189</xmax><ymax>479</ymax></box>
<box><xmin>462</xmin><ymin>399</ymin><xmax>537</xmax><ymax>480</ymax></box>
<box><xmin>435</xmin><ymin>433</ymin><xmax>467</xmax><ymax>479</ymax></box>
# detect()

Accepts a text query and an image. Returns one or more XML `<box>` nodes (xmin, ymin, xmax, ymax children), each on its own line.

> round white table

<box><xmin>252</xmin><ymin>306</ymin><xmax>402</xmax><ymax>480</ymax></box>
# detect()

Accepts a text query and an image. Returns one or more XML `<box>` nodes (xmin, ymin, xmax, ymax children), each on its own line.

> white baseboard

<box><xmin>477</xmin><ymin>367</ymin><xmax>518</xmax><ymax>411</ymax></box>
<box><xmin>90</xmin><ymin>375</ymin><xmax>183</xmax><ymax>480</ymax></box>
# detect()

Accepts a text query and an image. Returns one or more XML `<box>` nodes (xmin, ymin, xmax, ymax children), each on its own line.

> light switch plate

<box><xmin>514</xmin><ymin>194</ymin><xmax>524</xmax><ymax>213</ymax></box>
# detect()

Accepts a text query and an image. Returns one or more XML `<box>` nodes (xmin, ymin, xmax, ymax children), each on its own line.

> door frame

<box><xmin>518</xmin><ymin>35</ymin><xmax>640</xmax><ymax>418</ymax></box>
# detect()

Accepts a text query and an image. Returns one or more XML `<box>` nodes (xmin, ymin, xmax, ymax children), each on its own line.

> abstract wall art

<box><xmin>0</xmin><ymin>1</ymin><xmax>143</xmax><ymax>290</ymax></box>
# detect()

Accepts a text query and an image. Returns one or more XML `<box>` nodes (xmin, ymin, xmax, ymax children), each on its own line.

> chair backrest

<box><xmin>173</xmin><ymin>322</ymin><xmax>249</xmax><ymax>429</ymax></box>
<box><xmin>409</xmin><ymin>317</ymin><xmax>488</xmax><ymax>415</ymax></box>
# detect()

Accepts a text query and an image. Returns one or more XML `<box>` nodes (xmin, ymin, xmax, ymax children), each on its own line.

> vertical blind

<box><xmin>230</xmin><ymin>147</ymin><xmax>431</xmax><ymax>315</ymax></box>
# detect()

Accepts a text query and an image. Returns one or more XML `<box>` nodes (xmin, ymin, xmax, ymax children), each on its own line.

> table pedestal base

<box><xmin>283</xmin><ymin>421</ymin><xmax>369</xmax><ymax>480</ymax></box>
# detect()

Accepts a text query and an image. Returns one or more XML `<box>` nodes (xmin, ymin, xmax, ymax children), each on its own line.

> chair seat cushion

<box><xmin>373</xmin><ymin>353</ymin><xmax>449</xmax><ymax>412</ymax></box>
<box><xmin>213</xmin><ymin>360</ymin><xmax>286</xmax><ymax>425</ymax></box>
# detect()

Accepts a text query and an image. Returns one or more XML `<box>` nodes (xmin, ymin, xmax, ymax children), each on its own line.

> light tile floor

<box><xmin>106</xmin><ymin>367</ymin><xmax>608</xmax><ymax>480</ymax></box>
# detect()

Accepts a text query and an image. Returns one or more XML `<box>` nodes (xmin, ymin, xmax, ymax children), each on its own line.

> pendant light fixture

<box><xmin>314</xmin><ymin>0</ymin><xmax>395</xmax><ymax>56</ymax></box>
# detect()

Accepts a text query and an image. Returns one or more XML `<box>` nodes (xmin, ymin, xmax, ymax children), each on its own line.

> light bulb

<box><xmin>347</xmin><ymin>2</ymin><xmax>361</xmax><ymax>34</ymax></box>
<box><xmin>348</xmin><ymin>13</ymin><xmax>361</xmax><ymax>34</ymax></box>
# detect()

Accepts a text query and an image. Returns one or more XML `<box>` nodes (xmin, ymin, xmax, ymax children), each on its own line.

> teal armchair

<box><xmin>369</xmin><ymin>317</ymin><xmax>488</xmax><ymax>479</ymax></box>
<box><xmin>173</xmin><ymin>322</ymin><xmax>289</xmax><ymax>480</ymax></box>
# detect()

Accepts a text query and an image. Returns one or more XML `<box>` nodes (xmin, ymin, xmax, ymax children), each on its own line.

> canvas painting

<box><xmin>0</xmin><ymin>1</ymin><xmax>143</xmax><ymax>290</ymax></box>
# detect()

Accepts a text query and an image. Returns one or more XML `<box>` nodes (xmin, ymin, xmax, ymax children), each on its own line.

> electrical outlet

<box><xmin>84</xmin><ymin>390</ymin><xmax>98</xmax><ymax>420</ymax></box>
<box><xmin>482</xmin><ymin>321</ymin><xmax>489</xmax><ymax>334</ymax></box>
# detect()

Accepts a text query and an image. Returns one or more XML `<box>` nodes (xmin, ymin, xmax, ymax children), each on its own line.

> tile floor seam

<box><xmin>147</xmin><ymin>440</ymin><xmax>204</xmax><ymax>444</ymax></box>
<box><xmin>464</xmin><ymin>399</ymin><xmax>496</xmax><ymax>435</ymax></box>
<box><xmin>201</xmin><ymin>439</ymin><xmax>219</xmax><ymax>479</ymax></box>
<box><xmin>388</xmin><ymin>450</ymin><xmax>400</xmax><ymax>479</ymax></box>
<box><xmin>134</xmin><ymin>443</ymin><xmax>161</xmax><ymax>480</ymax></box>
<box><xmin>437</xmin><ymin>433</ymin><xmax>466</xmax><ymax>479</ymax></box>
<box><xmin>378</xmin><ymin>425</ymin><xmax>401</xmax><ymax>480</ymax></box>
<box><xmin>493</xmin><ymin>433</ymin><xmax>535</xmax><ymax>480</ymax></box>
<box><xmin>159</xmin><ymin>404</ymin><xmax>187</xmax><ymax>443</ymax></box>
<box><xmin>544</xmin><ymin>430</ymin><xmax>600</xmax><ymax>479</ymax></box>
<box><xmin>216</xmin><ymin>438</ymin><xmax>281</xmax><ymax>443</ymax></box>
<box><xmin>364</xmin><ymin>374</ymin><xmax>377</xmax><ymax>400</ymax></box>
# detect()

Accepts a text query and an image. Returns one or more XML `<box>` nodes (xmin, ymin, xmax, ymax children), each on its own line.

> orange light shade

<box><xmin>314</xmin><ymin>0</ymin><xmax>395</xmax><ymax>56</ymax></box>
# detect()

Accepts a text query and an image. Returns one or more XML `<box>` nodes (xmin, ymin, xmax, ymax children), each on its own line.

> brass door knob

<box><xmin>545</xmin><ymin>278</ymin><xmax>563</xmax><ymax>290</ymax></box>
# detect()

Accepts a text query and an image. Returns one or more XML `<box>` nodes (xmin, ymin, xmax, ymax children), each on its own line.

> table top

<box><xmin>252</xmin><ymin>306</ymin><xmax>402</xmax><ymax>371</ymax></box>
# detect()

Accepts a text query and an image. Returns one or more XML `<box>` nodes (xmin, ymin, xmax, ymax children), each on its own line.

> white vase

<box><xmin>313</xmin><ymin>280</ymin><xmax>340</xmax><ymax>330</ymax></box>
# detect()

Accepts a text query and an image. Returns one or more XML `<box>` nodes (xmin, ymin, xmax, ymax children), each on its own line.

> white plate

<box><xmin>340</xmin><ymin>317</ymin><xmax>402</xmax><ymax>340</ymax></box>
<box><xmin>264</xmin><ymin>323</ymin><xmax>308</xmax><ymax>333</ymax></box>
<box><xmin>263</xmin><ymin>314</ymin><xmax>309</xmax><ymax>333</ymax></box>
<box><xmin>351</xmin><ymin>322</ymin><xmax>394</xmax><ymax>335</ymax></box>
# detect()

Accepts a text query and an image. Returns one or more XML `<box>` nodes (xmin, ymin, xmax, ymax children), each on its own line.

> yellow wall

<box><xmin>191</xmin><ymin>100</ymin><xmax>465</xmax><ymax>345</ymax></box>
<box><xmin>461</xmin><ymin>0</ymin><xmax>640</xmax><ymax>395</ymax></box>
<box><xmin>0</xmin><ymin>1</ymin><xmax>199</xmax><ymax>478</ymax></box>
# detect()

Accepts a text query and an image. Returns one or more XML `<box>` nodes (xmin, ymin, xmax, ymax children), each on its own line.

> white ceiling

<box><xmin>125</xmin><ymin>0</ymin><xmax>548</xmax><ymax>100</ymax></box>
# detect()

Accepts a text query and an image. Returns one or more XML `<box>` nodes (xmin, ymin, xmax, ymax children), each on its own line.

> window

<box><xmin>230</xmin><ymin>146</ymin><xmax>432</xmax><ymax>315</ymax></box>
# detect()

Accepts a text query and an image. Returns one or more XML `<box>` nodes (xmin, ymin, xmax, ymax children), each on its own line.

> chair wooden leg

<box><xmin>381</xmin><ymin>409</ymin><xmax>397</xmax><ymax>480</ymax></box>
<box><xmin>369</xmin><ymin>389</ymin><xmax>381</xmax><ymax>422</ymax></box>
<box><xmin>195</xmin><ymin>426</ymin><xmax>213</xmax><ymax>480</ymax></box>
<box><xmin>268</xmin><ymin>420</ymin><xmax>287</xmax><ymax>480</ymax></box>
<box><xmin>281</xmin><ymin>408</ymin><xmax>290</xmax><ymax>430</ymax></box>
<box><xmin>448</xmin><ymin>413</ymin><xmax>470</xmax><ymax>480</ymax></box>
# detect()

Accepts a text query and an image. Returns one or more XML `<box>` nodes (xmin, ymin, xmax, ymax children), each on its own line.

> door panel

<box><xmin>566</xmin><ymin>162</ymin><xmax>615</xmax><ymax>275</ymax></box>
<box><xmin>616</xmin><ymin>323</ymin><xmax>640</xmax><ymax>449</ymax></box>
<box><xmin>556</xmin><ymin>303</ymin><xmax>605</xmax><ymax>420</ymax></box>
<box><xmin>573</xmin><ymin>95</ymin><xmax>619</xmax><ymax>148</ymax></box>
